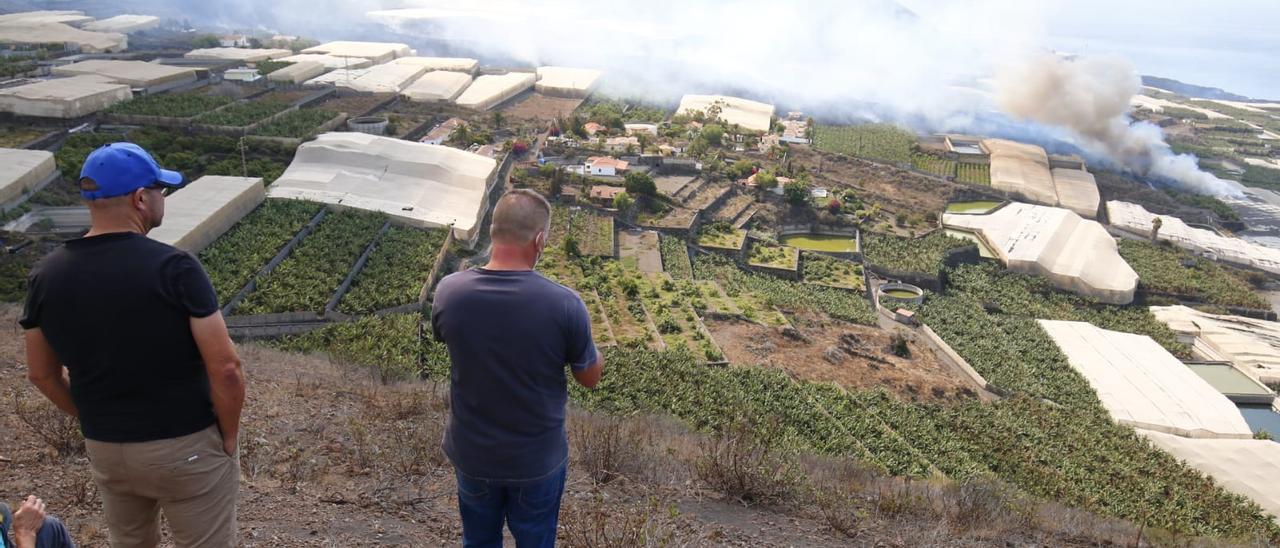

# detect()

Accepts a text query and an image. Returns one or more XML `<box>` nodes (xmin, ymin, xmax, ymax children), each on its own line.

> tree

<box><xmin>613</xmin><ymin>191</ymin><xmax>634</xmax><ymax>212</ymax></box>
<box><xmin>563</xmin><ymin>235</ymin><xmax>581</xmax><ymax>258</ymax></box>
<box><xmin>755</xmin><ymin>171</ymin><xmax>778</xmax><ymax>192</ymax></box>
<box><xmin>511</xmin><ymin>139</ymin><xmax>529</xmax><ymax>155</ymax></box>
<box><xmin>1151</xmin><ymin>217</ymin><xmax>1163</xmax><ymax>242</ymax></box>
<box><xmin>191</xmin><ymin>34</ymin><xmax>220</xmax><ymax>48</ymax></box>
<box><xmin>624</xmin><ymin>171</ymin><xmax>657</xmax><ymax>196</ymax></box>
<box><xmin>248</xmin><ymin>37</ymin><xmax>264</xmax><ymax>49</ymax></box>
<box><xmin>826</xmin><ymin>198</ymin><xmax>842</xmax><ymax>215</ymax></box>
<box><xmin>727</xmin><ymin>158</ymin><xmax>755</xmax><ymax>180</ymax></box>
<box><xmin>783</xmin><ymin>180</ymin><xmax>810</xmax><ymax>207</ymax></box>
<box><xmin>702</xmin><ymin>124</ymin><xmax>724</xmax><ymax>146</ymax></box>
<box><xmin>492</xmin><ymin>111</ymin><xmax>505</xmax><ymax>129</ymax></box>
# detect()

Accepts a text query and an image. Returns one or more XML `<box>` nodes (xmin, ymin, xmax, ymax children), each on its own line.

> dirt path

<box><xmin>618</xmin><ymin>229</ymin><xmax>662</xmax><ymax>272</ymax></box>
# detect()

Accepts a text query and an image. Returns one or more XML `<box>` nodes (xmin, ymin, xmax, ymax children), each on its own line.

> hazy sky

<box><xmin>906</xmin><ymin>0</ymin><xmax>1279</xmax><ymax>98</ymax></box>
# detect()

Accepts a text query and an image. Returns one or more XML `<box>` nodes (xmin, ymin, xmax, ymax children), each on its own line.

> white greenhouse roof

<box><xmin>0</xmin><ymin>10</ymin><xmax>94</xmax><ymax>26</ymax></box>
<box><xmin>1108</xmin><ymin>200</ymin><xmax>1280</xmax><ymax>275</ymax></box>
<box><xmin>303</xmin><ymin>68</ymin><xmax>370</xmax><ymax>87</ymax></box>
<box><xmin>328</xmin><ymin>63</ymin><xmax>428</xmax><ymax>93</ymax></box>
<box><xmin>943</xmin><ymin>202</ymin><xmax>1137</xmax><ymax>304</ymax></box>
<box><xmin>1140</xmin><ymin>430</ymin><xmax>1280</xmax><ymax>524</ymax></box>
<box><xmin>266</xmin><ymin>61</ymin><xmax>325</xmax><ymax>84</ymax></box>
<box><xmin>184</xmin><ymin>48</ymin><xmax>292</xmax><ymax>63</ymax></box>
<box><xmin>1152</xmin><ymin>305</ymin><xmax>1280</xmax><ymax>385</ymax></box>
<box><xmin>402</xmin><ymin>70</ymin><xmax>473</xmax><ymax>103</ymax></box>
<box><xmin>148</xmin><ymin>176</ymin><xmax>265</xmax><ymax>253</ymax></box>
<box><xmin>82</xmin><ymin>15</ymin><xmax>160</xmax><ymax>34</ymax></box>
<box><xmin>0</xmin><ymin>148</ymin><xmax>56</xmax><ymax>205</ymax></box>
<box><xmin>0</xmin><ymin>22</ymin><xmax>125</xmax><ymax>53</ymax></box>
<box><xmin>677</xmin><ymin>94</ymin><xmax>774</xmax><ymax>133</ymax></box>
<box><xmin>455</xmin><ymin>72</ymin><xmax>536</xmax><ymax>111</ymax></box>
<box><xmin>278</xmin><ymin>54</ymin><xmax>372</xmax><ymax>70</ymax></box>
<box><xmin>389</xmin><ymin>56</ymin><xmax>478</xmax><ymax>73</ymax></box>
<box><xmin>301</xmin><ymin>41</ymin><xmax>412</xmax><ymax>64</ymax></box>
<box><xmin>267</xmin><ymin>132</ymin><xmax>497</xmax><ymax>242</ymax></box>
<box><xmin>1039</xmin><ymin>320</ymin><xmax>1253</xmax><ymax>439</ymax></box>
<box><xmin>983</xmin><ymin>139</ymin><xmax>1058</xmax><ymax>206</ymax></box>
<box><xmin>1050</xmin><ymin>168</ymin><xmax>1100</xmax><ymax>219</ymax></box>
<box><xmin>535</xmin><ymin>66</ymin><xmax>602</xmax><ymax>98</ymax></box>
<box><xmin>0</xmin><ymin>76</ymin><xmax>132</xmax><ymax>118</ymax></box>
<box><xmin>52</xmin><ymin>60</ymin><xmax>196</xmax><ymax>88</ymax></box>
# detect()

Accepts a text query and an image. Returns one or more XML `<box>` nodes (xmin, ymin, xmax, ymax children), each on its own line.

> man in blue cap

<box><xmin>19</xmin><ymin>142</ymin><xmax>245</xmax><ymax>547</ymax></box>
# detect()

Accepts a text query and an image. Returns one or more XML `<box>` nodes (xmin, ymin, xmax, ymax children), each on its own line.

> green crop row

<box><xmin>695</xmin><ymin>253</ymin><xmax>875</xmax><ymax>325</ymax></box>
<box><xmin>252</xmin><ymin>108</ymin><xmax>339</xmax><ymax>138</ymax></box>
<box><xmin>237</xmin><ymin>209</ymin><xmax>385</xmax><ymax>314</ymax></box>
<box><xmin>861</xmin><ymin>231</ymin><xmax>970</xmax><ymax>274</ymax></box>
<box><xmin>339</xmin><ymin>226</ymin><xmax>448</xmax><ymax>314</ymax></box>
<box><xmin>910</xmin><ymin>153</ymin><xmax>956</xmax><ymax>178</ymax></box>
<box><xmin>194</xmin><ymin>100</ymin><xmax>291</xmax><ymax>127</ymax></box>
<box><xmin>956</xmin><ymin>162</ymin><xmax>990</xmax><ymax>185</ymax></box>
<box><xmin>1119</xmin><ymin>239</ymin><xmax>1268</xmax><ymax>309</ymax></box>
<box><xmin>200</xmin><ymin>199</ymin><xmax>321</xmax><ymax>303</ymax></box>
<box><xmin>105</xmin><ymin>92</ymin><xmax>235</xmax><ymax>118</ymax></box>
<box><xmin>812</xmin><ymin>124</ymin><xmax>916</xmax><ymax>164</ymax></box>
<box><xmin>659</xmin><ymin>235</ymin><xmax>693</xmax><ymax>279</ymax></box>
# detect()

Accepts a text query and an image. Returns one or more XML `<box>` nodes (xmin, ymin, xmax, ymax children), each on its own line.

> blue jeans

<box><xmin>455</xmin><ymin>462</ymin><xmax>567</xmax><ymax>548</ymax></box>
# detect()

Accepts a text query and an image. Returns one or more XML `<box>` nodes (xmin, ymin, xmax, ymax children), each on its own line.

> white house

<box><xmin>586</xmin><ymin>156</ymin><xmax>629</xmax><ymax>177</ymax></box>
<box><xmin>604</xmin><ymin>136</ymin><xmax>639</xmax><ymax>153</ymax></box>
<box><xmin>624</xmin><ymin>123</ymin><xmax>658</xmax><ymax>136</ymax></box>
<box><xmin>810</xmin><ymin>187</ymin><xmax>830</xmax><ymax>199</ymax></box>
<box><xmin>420</xmin><ymin>118</ymin><xmax>464</xmax><ymax>145</ymax></box>
<box><xmin>220</xmin><ymin>35</ymin><xmax>251</xmax><ymax>48</ymax></box>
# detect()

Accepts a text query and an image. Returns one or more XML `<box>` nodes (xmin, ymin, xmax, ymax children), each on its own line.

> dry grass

<box><xmin>13</xmin><ymin>395</ymin><xmax>83</xmax><ymax>458</ymax></box>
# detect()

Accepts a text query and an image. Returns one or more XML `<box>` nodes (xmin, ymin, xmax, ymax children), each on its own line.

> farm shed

<box><xmin>329</xmin><ymin>63</ymin><xmax>428</xmax><ymax>94</ymax></box>
<box><xmin>1038</xmin><ymin>320</ymin><xmax>1253</xmax><ymax>439</ymax></box>
<box><xmin>266</xmin><ymin>61</ymin><xmax>326</xmax><ymax>84</ymax></box>
<box><xmin>0</xmin><ymin>21</ymin><xmax>125</xmax><ymax>52</ymax></box>
<box><xmin>278</xmin><ymin>54</ymin><xmax>373</xmax><ymax>70</ymax></box>
<box><xmin>677</xmin><ymin>94</ymin><xmax>774</xmax><ymax>133</ymax></box>
<box><xmin>943</xmin><ymin>202</ymin><xmax>1137</xmax><ymax>304</ymax></box>
<box><xmin>301</xmin><ymin>41</ymin><xmax>412</xmax><ymax>65</ymax></box>
<box><xmin>535</xmin><ymin>66</ymin><xmax>602</xmax><ymax>98</ymax></box>
<box><xmin>52</xmin><ymin>60</ymin><xmax>197</xmax><ymax>90</ymax></box>
<box><xmin>148</xmin><ymin>176</ymin><xmax>266</xmax><ymax>253</ymax></box>
<box><xmin>402</xmin><ymin>71</ymin><xmax>473</xmax><ymax>103</ymax></box>
<box><xmin>267</xmin><ymin>132</ymin><xmax>497</xmax><ymax>244</ymax></box>
<box><xmin>982</xmin><ymin>139</ymin><xmax>1058</xmax><ymax>206</ymax></box>
<box><xmin>0</xmin><ymin>148</ymin><xmax>57</xmax><ymax>205</ymax></box>
<box><xmin>455</xmin><ymin>72</ymin><xmax>536</xmax><ymax>111</ymax></box>
<box><xmin>0</xmin><ymin>76</ymin><xmax>132</xmax><ymax>118</ymax></box>
<box><xmin>1139</xmin><ymin>430</ymin><xmax>1280</xmax><ymax>524</ymax></box>
<box><xmin>1152</xmin><ymin>305</ymin><xmax>1280</xmax><ymax>385</ymax></box>
<box><xmin>184</xmin><ymin>48</ymin><xmax>292</xmax><ymax>63</ymax></box>
<box><xmin>82</xmin><ymin>15</ymin><xmax>160</xmax><ymax>33</ymax></box>
<box><xmin>1108</xmin><ymin>200</ymin><xmax>1280</xmax><ymax>275</ymax></box>
<box><xmin>389</xmin><ymin>56</ymin><xmax>479</xmax><ymax>74</ymax></box>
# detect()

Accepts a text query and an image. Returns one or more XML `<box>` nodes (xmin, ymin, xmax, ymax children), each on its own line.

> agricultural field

<box><xmin>200</xmin><ymin>199</ymin><xmax>322</xmax><ymax>303</ymax></box>
<box><xmin>696</xmin><ymin>222</ymin><xmax>746</xmax><ymax>251</ymax></box>
<box><xmin>338</xmin><ymin>226</ymin><xmax>447</xmax><ymax>314</ymax></box>
<box><xmin>812</xmin><ymin>123</ymin><xmax>916</xmax><ymax>164</ymax></box>
<box><xmin>273</xmin><ymin>313</ymin><xmax>447</xmax><ymax>381</ymax></box>
<box><xmin>695</xmin><ymin>253</ymin><xmax>875</xmax><ymax>325</ymax></box>
<box><xmin>254</xmin><ymin>60</ymin><xmax>293</xmax><ymax>75</ymax></box>
<box><xmin>574</xmin><ymin>209</ymin><xmax>615</xmax><ymax>257</ymax></box>
<box><xmin>104</xmin><ymin>92</ymin><xmax>234</xmax><ymax>118</ymax></box>
<box><xmin>659</xmin><ymin>235</ymin><xmax>693</xmax><ymax>279</ymax></box>
<box><xmin>0</xmin><ymin>126</ymin><xmax>47</xmax><ymax>148</ymax></box>
<box><xmin>194</xmin><ymin>100</ymin><xmax>291</xmax><ymax>127</ymax></box>
<box><xmin>237</xmin><ymin>209</ymin><xmax>386</xmax><ymax>315</ymax></box>
<box><xmin>1118</xmin><ymin>239</ymin><xmax>1269</xmax><ymax>309</ymax></box>
<box><xmin>747</xmin><ymin>240</ymin><xmax>800</xmax><ymax>270</ymax></box>
<box><xmin>56</xmin><ymin>127</ymin><xmax>294</xmax><ymax>186</ymax></box>
<box><xmin>955</xmin><ymin>162</ymin><xmax>991</xmax><ymax>185</ymax></box>
<box><xmin>638</xmin><ymin>273</ymin><xmax>724</xmax><ymax>360</ymax></box>
<box><xmin>801</xmin><ymin>252</ymin><xmax>864</xmax><ymax>290</ymax></box>
<box><xmin>540</xmin><ymin>253</ymin><xmax>661</xmax><ymax>349</ymax></box>
<box><xmin>252</xmin><ymin>109</ymin><xmax>340</xmax><ymax>139</ymax></box>
<box><xmin>909</xmin><ymin>153</ymin><xmax>956</xmax><ymax>178</ymax></box>
<box><xmin>862</xmin><ymin>231</ymin><xmax>970</xmax><ymax>273</ymax></box>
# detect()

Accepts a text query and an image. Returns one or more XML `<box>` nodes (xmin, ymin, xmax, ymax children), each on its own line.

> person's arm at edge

<box><xmin>24</xmin><ymin>328</ymin><xmax>77</xmax><ymax>417</ymax></box>
<box><xmin>571</xmin><ymin>352</ymin><xmax>604</xmax><ymax>389</ymax></box>
<box><xmin>190</xmin><ymin>311</ymin><xmax>245</xmax><ymax>456</ymax></box>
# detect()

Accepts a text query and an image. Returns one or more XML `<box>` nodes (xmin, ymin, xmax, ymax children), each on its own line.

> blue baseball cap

<box><xmin>79</xmin><ymin>142</ymin><xmax>184</xmax><ymax>200</ymax></box>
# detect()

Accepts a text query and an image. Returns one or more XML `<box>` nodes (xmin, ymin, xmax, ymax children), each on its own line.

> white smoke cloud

<box><xmin>994</xmin><ymin>53</ymin><xmax>1240</xmax><ymax>196</ymax></box>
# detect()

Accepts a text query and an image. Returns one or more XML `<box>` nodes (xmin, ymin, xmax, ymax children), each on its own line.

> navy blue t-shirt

<box><xmin>431</xmin><ymin>268</ymin><xmax>598</xmax><ymax>482</ymax></box>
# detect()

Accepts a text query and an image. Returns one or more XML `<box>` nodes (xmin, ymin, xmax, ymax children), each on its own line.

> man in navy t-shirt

<box><xmin>432</xmin><ymin>189</ymin><xmax>604</xmax><ymax>548</ymax></box>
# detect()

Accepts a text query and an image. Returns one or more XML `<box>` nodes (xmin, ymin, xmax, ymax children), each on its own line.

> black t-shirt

<box><xmin>19</xmin><ymin>232</ymin><xmax>220</xmax><ymax>443</ymax></box>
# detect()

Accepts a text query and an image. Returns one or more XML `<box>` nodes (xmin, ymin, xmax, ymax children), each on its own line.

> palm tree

<box><xmin>1151</xmin><ymin>217</ymin><xmax>1163</xmax><ymax>242</ymax></box>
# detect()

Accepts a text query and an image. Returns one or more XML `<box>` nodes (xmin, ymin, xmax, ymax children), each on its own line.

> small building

<box><xmin>810</xmin><ymin>187</ymin><xmax>830</xmax><ymax>199</ymax></box>
<box><xmin>586</xmin><ymin>156</ymin><xmax>629</xmax><ymax>176</ymax></box>
<box><xmin>220</xmin><ymin>35</ymin><xmax>250</xmax><ymax>48</ymax></box>
<box><xmin>604</xmin><ymin>136</ymin><xmax>639</xmax><ymax>153</ymax></box>
<box><xmin>421</xmin><ymin>117</ymin><xmax>464</xmax><ymax>145</ymax></box>
<box><xmin>780</xmin><ymin>117</ymin><xmax>810</xmax><ymax>144</ymax></box>
<box><xmin>624</xmin><ymin>123</ymin><xmax>658</xmax><ymax>136</ymax></box>
<box><xmin>222</xmin><ymin>68</ymin><xmax>261</xmax><ymax>82</ymax></box>
<box><xmin>589</xmin><ymin>185</ymin><xmax>626</xmax><ymax>206</ymax></box>
<box><xmin>893</xmin><ymin>308</ymin><xmax>917</xmax><ymax>326</ymax></box>
<box><xmin>583</xmin><ymin>122</ymin><xmax>605</xmax><ymax>136</ymax></box>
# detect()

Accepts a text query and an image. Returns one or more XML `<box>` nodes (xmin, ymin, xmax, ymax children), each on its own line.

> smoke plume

<box><xmin>994</xmin><ymin>54</ymin><xmax>1240</xmax><ymax>196</ymax></box>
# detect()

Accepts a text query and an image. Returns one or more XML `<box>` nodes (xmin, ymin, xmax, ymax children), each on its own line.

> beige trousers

<box><xmin>85</xmin><ymin>425</ymin><xmax>239</xmax><ymax>548</ymax></box>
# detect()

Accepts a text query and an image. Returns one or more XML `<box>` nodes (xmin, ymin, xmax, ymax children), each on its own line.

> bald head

<box><xmin>491</xmin><ymin>189</ymin><xmax>551</xmax><ymax>245</ymax></box>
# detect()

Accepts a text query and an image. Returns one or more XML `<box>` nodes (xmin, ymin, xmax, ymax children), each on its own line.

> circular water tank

<box><xmin>348</xmin><ymin>116</ymin><xmax>388</xmax><ymax>135</ymax></box>
<box><xmin>878</xmin><ymin>282</ymin><xmax>924</xmax><ymax>305</ymax></box>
